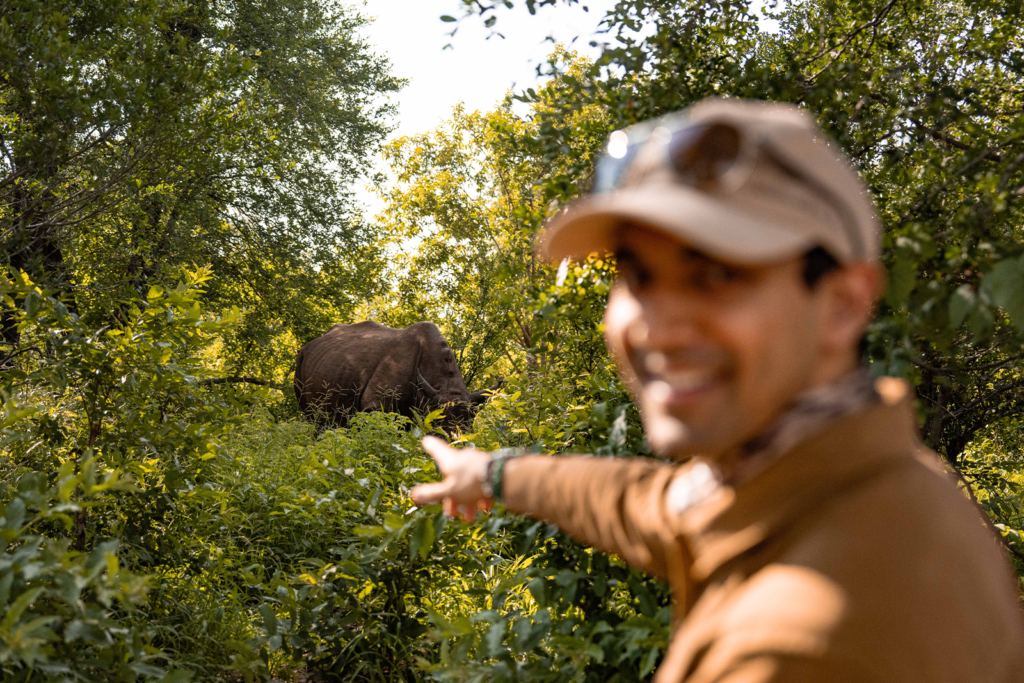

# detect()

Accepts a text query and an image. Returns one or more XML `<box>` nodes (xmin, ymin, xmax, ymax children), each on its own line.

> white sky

<box><xmin>354</xmin><ymin>0</ymin><xmax>619</xmax><ymax>213</ymax></box>
<box><xmin>359</xmin><ymin>0</ymin><xmax>616</xmax><ymax>139</ymax></box>
<box><xmin>352</xmin><ymin>1</ymin><xmax>775</xmax><ymax>214</ymax></box>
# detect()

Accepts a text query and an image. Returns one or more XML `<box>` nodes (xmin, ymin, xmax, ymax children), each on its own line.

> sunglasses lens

<box><xmin>607</xmin><ymin>130</ymin><xmax>629</xmax><ymax>159</ymax></box>
<box><xmin>670</xmin><ymin>123</ymin><xmax>742</xmax><ymax>189</ymax></box>
<box><xmin>593</xmin><ymin>122</ymin><xmax>745</xmax><ymax>194</ymax></box>
<box><xmin>594</xmin><ymin>131</ymin><xmax>644</xmax><ymax>194</ymax></box>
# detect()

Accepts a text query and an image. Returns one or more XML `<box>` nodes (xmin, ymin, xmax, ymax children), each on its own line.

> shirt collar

<box><xmin>727</xmin><ymin>367</ymin><xmax>880</xmax><ymax>485</ymax></box>
<box><xmin>671</xmin><ymin>377</ymin><xmax>921</xmax><ymax>583</ymax></box>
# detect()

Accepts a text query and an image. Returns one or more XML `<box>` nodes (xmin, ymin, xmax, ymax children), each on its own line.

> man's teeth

<box><xmin>651</xmin><ymin>370</ymin><xmax>715</xmax><ymax>394</ymax></box>
<box><xmin>667</xmin><ymin>370</ymin><xmax>714</xmax><ymax>390</ymax></box>
<box><xmin>644</xmin><ymin>354</ymin><xmax>719</xmax><ymax>393</ymax></box>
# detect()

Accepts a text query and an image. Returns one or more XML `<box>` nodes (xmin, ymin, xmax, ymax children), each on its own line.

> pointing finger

<box><xmin>410</xmin><ymin>480</ymin><xmax>452</xmax><ymax>505</ymax></box>
<box><xmin>421</xmin><ymin>435</ymin><xmax>453</xmax><ymax>458</ymax></box>
<box><xmin>421</xmin><ymin>436</ymin><xmax>460</xmax><ymax>474</ymax></box>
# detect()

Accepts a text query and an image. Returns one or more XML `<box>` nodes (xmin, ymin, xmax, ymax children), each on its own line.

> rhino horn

<box><xmin>417</xmin><ymin>368</ymin><xmax>439</xmax><ymax>400</ymax></box>
<box><xmin>468</xmin><ymin>378</ymin><xmax>503</xmax><ymax>405</ymax></box>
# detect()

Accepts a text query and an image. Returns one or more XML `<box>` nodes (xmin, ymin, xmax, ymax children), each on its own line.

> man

<box><xmin>410</xmin><ymin>98</ymin><xmax>1024</xmax><ymax>682</ymax></box>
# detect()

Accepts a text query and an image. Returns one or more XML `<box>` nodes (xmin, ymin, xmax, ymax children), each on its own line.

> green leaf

<box><xmin>1</xmin><ymin>586</ymin><xmax>44</xmax><ymax>631</ymax></box>
<box><xmin>440</xmin><ymin>14</ymin><xmax>456</xmax><ymax>21</ymax></box>
<box><xmin>409</xmin><ymin>514</ymin><xmax>436</xmax><ymax>560</ymax></box>
<box><xmin>949</xmin><ymin>285</ymin><xmax>975</xmax><ymax>328</ymax></box>
<box><xmin>982</xmin><ymin>255</ymin><xmax>1024</xmax><ymax>329</ymax></box>
<box><xmin>261</xmin><ymin>603</ymin><xmax>277</xmax><ymax>636</ymax></box>
<box><xmin>885</xmin><ymin>252</ymin><xmax>916</xmax><ymax>308</ymax></box>
<box><xmin>485</xmin><ymin>621</ymin><xmax>505</xmax><ymax>657</ymax></box>
<box><xmin>65</xmin><ymin>619</ymin><xmax>113</xmax><ymax>646</ymax></box>
<box><xmin>0</xmin><ymin>572</ymin><xmax>13</xmax><ymax>608</ymax></box>
<box><xmin>1</xmin><ymin>497</ymin><xmax>26</xmax><ymax>531</ymax></box>
<box><xmin>640</xmin><ymin>646</ymin><xmax>660</xmax><ymax>677</ymax></box>
<box><xmin>0</xmin><ymin>405</ymin><xmax>39</xmax><ymax>431</ymax></box>
<box><xmin>129</xmin><ymin>662</ymin><xmax>167</xmax><ymax>678</ymax></box>
<box><xmin>527</xmin><ymin>577</ymin><xmax>547</xmax><ymax>607</ymax></box>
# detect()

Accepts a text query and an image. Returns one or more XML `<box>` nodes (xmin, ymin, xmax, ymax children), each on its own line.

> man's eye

<box><xmin>620</xmin><ymin>264</ymin><xmax>651</xmax><ymax>291</ymax></box>
<box><xmin>691</xmin><ymin>263</ymin><xmax>742</xmax><ymax>290</ymax></box>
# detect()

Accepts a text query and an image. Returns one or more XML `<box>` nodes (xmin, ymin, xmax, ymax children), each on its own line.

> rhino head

<box><xmin>417</xmin><ymin>369</ymin><xmax>502</xmax><ymax>434</ymax></box>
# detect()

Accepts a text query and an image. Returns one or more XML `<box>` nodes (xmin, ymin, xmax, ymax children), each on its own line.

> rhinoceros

<box><xmin>293</xmin><ymin>321</ymin><xmax>498</xmax><ymax>433</ymax></box>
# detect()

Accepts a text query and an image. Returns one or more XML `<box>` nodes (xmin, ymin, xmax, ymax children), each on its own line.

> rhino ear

<box><xmin>468</xmin><ymin>378</ymin><xmax>503</xmax><ymax>406</ymax></box>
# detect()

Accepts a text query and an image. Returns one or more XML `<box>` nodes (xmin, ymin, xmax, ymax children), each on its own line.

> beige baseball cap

<box><xmin>538</xmin><ymin>98</ymin><xmax>880</xmax><ymax>265</ymax></box>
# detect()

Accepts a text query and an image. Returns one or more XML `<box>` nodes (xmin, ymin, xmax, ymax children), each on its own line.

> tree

<box><xmin>1</xmin><ymin>0</ymin><xmax>403</xmax><ymax>379</ymax></box>
<box><xmin>370</xmin><ymin>52</ymin><xmax>613</xmax><ymax>389</ymax></box>
<box><xmin>452</xmin><ymin>0</ymin><xmax>1024</xmax><ymax>469</ymax></box>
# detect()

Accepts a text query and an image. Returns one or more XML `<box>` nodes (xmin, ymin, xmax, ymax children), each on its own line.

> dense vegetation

<box><xmin>3</xmin><ymin>0</ymin><xmax>1024</xmax><ymax>680</ymax></box>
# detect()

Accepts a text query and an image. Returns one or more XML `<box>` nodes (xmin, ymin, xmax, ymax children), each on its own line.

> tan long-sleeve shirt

<box><xmin>502</xmin><ymin>378</ymin><xmax>1024</xmax><ymax>682</ymax></box>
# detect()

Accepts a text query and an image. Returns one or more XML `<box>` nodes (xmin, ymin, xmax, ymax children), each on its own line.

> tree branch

<box><xmin>197</xmin><ymin>376</ymin><xmax>288</xmax><ymax>391</ymax></box>
<box><xmin>949</xmin><ymin>378</ymin><xmax>1024</xmax><ymax>421</ymax></box>
<box><xmin>803</xmin><ymin>0</ymin><xmax>900</xmax><ymax>78</ymax></box>
<box><xmin>907</xmin><ymin>118</ymin><xmax>1003</xmax><ymax>162</ymax></box>
<box><xmin>0</xmin><ymin>346</ymin><xmax>43</xmax><ymax>368</ymax></box>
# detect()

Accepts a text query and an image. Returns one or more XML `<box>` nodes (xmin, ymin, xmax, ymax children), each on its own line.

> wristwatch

<box><xmin>481</xmin><ymin>448</ymin><xmax>523</xmax><ymax>501</ymax></box>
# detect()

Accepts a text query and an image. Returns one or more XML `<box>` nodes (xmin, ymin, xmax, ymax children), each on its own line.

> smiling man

<box><xmin>410</xmin><ymin>99</ymin><xmax>1024</xmax><ymax>682</ymax></box>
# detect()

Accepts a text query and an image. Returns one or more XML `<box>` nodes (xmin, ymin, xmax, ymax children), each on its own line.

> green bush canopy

<box><xmin>2</xmin><ymin>0</ymin><xmax>1023</xmax><ymax>680</ymax></box>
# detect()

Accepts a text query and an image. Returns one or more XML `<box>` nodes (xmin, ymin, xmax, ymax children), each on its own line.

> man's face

<box><xmin>604</xmin><ymin>224</ymin><xmax>832</xmax><ymax>459</ymax></box>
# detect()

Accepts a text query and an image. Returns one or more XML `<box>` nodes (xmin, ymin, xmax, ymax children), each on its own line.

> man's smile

<box><xmin>646</xmin><ymin>369</ymin><xmax>720</xmax><ymax>404</ymax></box>
<box><xmin>640</xmin><ymin>350</ymin><xmax>729</xmax><ymax>410</ymax></box>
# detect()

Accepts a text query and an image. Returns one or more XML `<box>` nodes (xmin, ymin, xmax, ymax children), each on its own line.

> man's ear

<box><xmin>820</xmin><ymin>262</ymin><xmax>885</xmax><ymax>355</ymax></box>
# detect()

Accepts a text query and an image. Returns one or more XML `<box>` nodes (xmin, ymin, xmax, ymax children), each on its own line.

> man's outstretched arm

<box><xmin>410</xmin><ymin>436</ymin><xmax>686</xmax><ymax>581</ymax></box>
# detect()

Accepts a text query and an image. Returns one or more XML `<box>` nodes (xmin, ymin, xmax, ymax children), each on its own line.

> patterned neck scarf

<box><xmin>667</xmin><ymin>368</ymin><xmax>880</xmax><ymax>516</ymax></box>
<box><xmin>724</xmin><ymin>367</ymin><xmax>879</xmax><ymax>485</ymax></box>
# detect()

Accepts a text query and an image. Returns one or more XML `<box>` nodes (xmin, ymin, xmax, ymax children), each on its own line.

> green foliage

<box><xmin>961</xmin><ymin>417</ymin><xmax>1024</xmax><ymax>580</ymax></box>
<box><xmin>437</xmin><ymin>372</ymin><xmax>666</xmax><ymax>683</ymax></box>
<box><xmin>1</xmin><ymin>0</ymin><xmax>402</xmax><ymax>379</ymax></box>
<box><xmin>421</xmin><ymin>521</ymin><xmax>671</xmax><ymax>683</ymax></box>
<box><xmin>2</xmin><ymin>259</ymin><xmax>666</xmax><ymax>681</ymax></box>
<box><xmin>0</xmin><ymin>456</ymin><xmax>180</xmax><ymax>681</ymax></box>
<box><xmin>154</xmin><ymin>411</ymin><xmax>467</xmax><ymax>681</ymax></box>
<box><xmin>1</xmin><ymin>266</ymin><xmax>240</xmax><ymax>476</ymax></box>
<box><xmin>2</xmin><ymin>267</ymin><xmax>247</xmax><ymax>679</ymax></box>
<box><xmin>369</xmin><ymin>52</ymin><xmax>612</xmax><ymax>387</ymax></box>
<box><xmin>6</xmin><ymin>0</ymin><xmax>1024</xmax><ymax>680</ymax></box>
<box><xmin>185</xmin><ymin>396</ymin><xmax>664</xmax><ymax>683</ymax></box>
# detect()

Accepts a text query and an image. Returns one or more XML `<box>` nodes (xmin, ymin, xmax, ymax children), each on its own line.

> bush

<box><xmin>2</xmin><ymin>266</ymin><xmax>674</xmax><ymax>682</ymax></box>
<box><xmin>0</xmin><ymin>457</ymin><xmax>181</xmax><ymax>682</ymax></box>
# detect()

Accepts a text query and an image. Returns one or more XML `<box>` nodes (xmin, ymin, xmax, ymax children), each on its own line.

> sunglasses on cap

<box><xmin>592</xmin><ymin>117</ymin><xmax>865</xmax><ymax>258</ymax></box>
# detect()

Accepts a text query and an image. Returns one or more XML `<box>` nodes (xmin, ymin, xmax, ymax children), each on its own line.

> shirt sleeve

<box><xmin>500</xmin><ymin>454</ymin><xmax>687</xmax><ymax>582</ymax></box>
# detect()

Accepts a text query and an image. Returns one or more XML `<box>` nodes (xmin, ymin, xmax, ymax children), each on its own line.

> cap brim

<box><xmin>539</xmin><ymin>185</ymin><xmax>815</xmax><ymax>265</ymax></box>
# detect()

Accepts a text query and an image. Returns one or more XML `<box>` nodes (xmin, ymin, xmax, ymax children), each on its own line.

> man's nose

<box><xmin>629</xmin><ymin>294</ymin><xmax>703</xmax><ymax>351</ymax></box>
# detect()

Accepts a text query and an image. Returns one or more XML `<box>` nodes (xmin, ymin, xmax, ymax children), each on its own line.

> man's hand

<box><xmin>410</xmin><ymin>436</ymin><xmax>494</xmax><ymax>521</ymax></box>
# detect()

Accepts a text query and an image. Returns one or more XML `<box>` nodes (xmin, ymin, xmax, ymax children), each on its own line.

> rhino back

<box><xmin>297</xmin><ymin>322</ymin><xmax>403</xmax><ymax>395</ymax></box>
